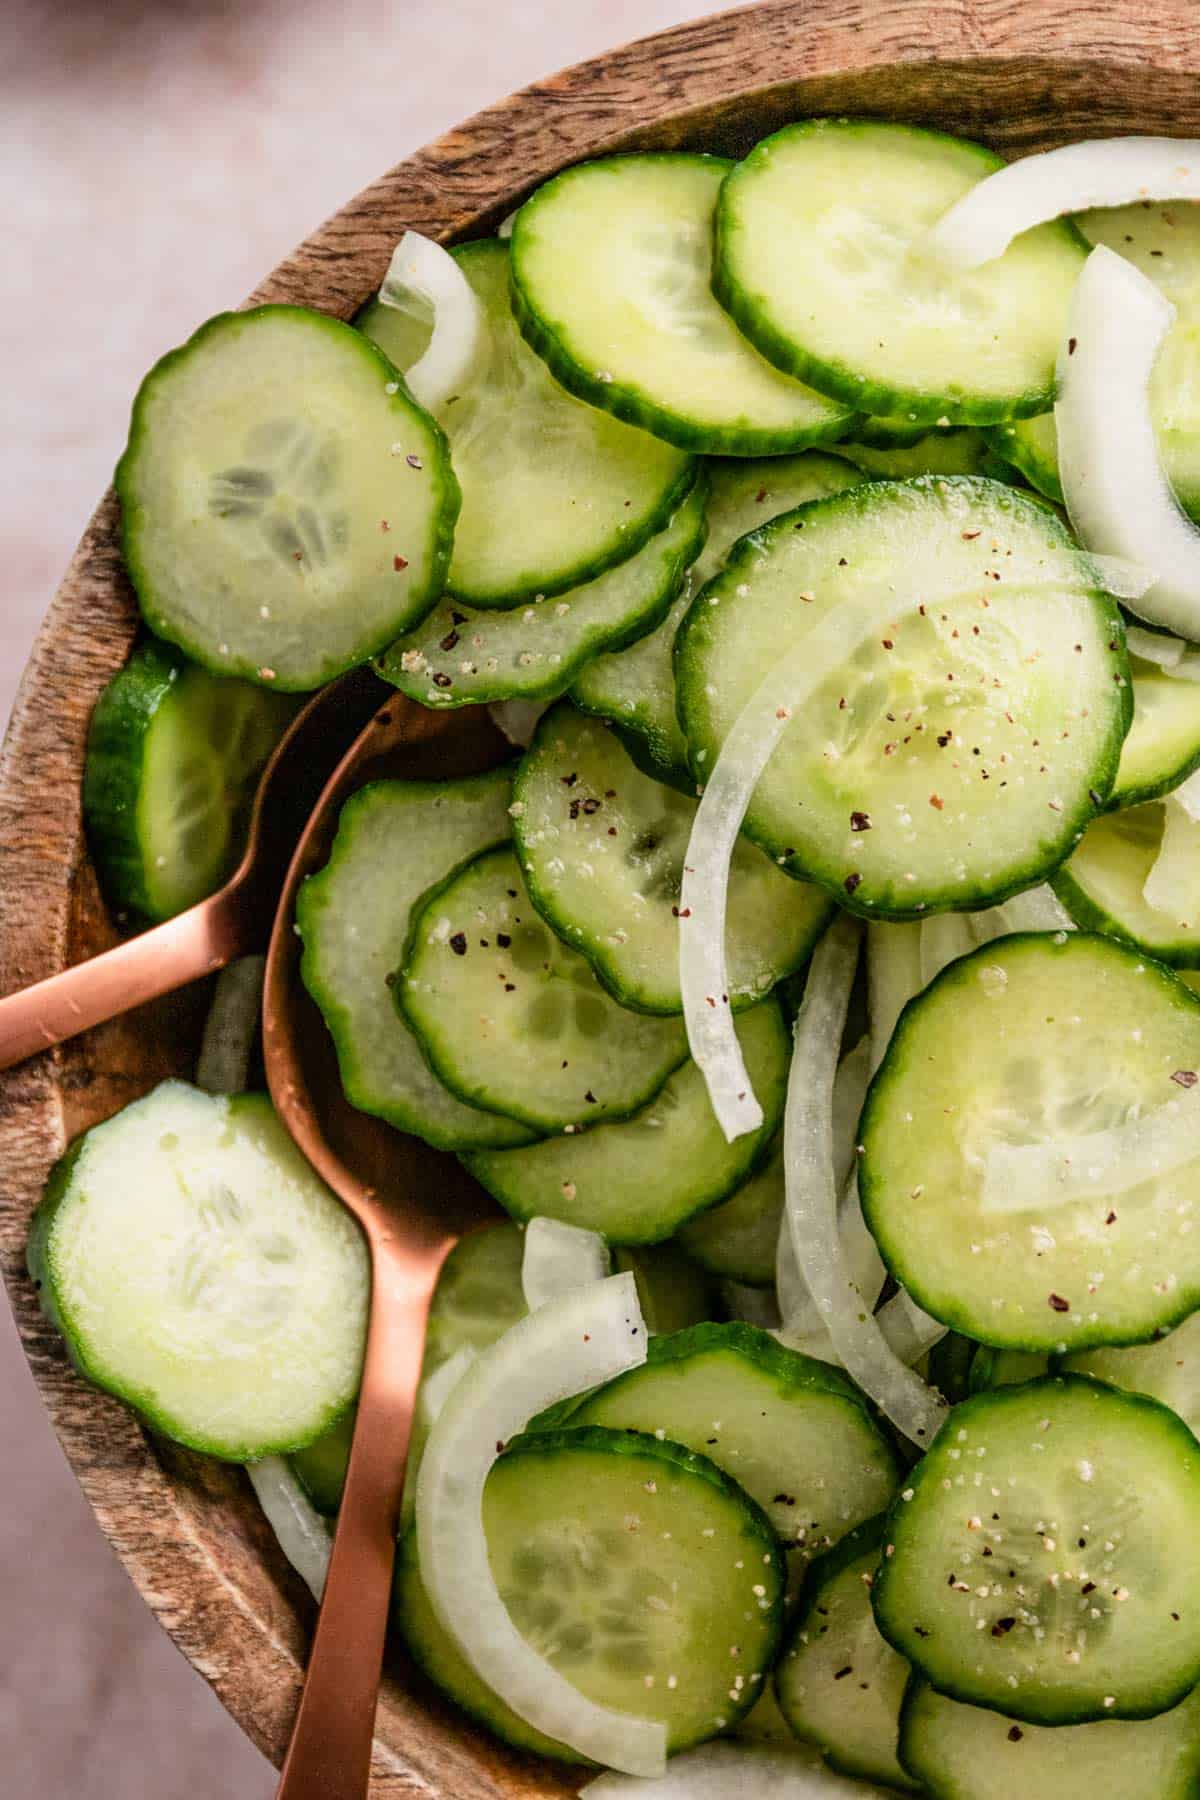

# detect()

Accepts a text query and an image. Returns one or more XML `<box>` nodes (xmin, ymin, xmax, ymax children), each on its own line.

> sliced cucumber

<box><xmin>362</xmin><ymin>240</ymin><xmax>693</xmax><ymax>608</ymax></box>
<box><xmin>714</xmin><ymin>121</ymin><xmax>1086</xmax><ymax>426</ymax></box>
<box><xmin>354</xmin><ymin>293</ymin><xmax>432</xmax><ymax>372</ymax></box>
<box><xmin>513</xmin><ymin>702</ymin><xmax>832</xmax><ymax>1013</ymax></box>
<box><xmin>297</xmin><ymin>772</ymin><xmax>535</xmax><ymax>1151</ymax></box>
<box><xmin>289</xmin><ymin>1407</ymin><xmax>355</xmax><ymax>1515</ymax></box>
<box><xmin>1053</xmin><ymin>801</ymin><xmax>1200</xmax><ymax>965</ymax></box>
<box><xmin>570</xmin><ymin>1322</ymin><xmax>900</xmax><ymax>1560</ymax></box>
<box><xmin>400</xmin><ymin>844</ymin><xmax>687</xmax><ymax>1133</ymax></box>
<box><xmin>873</xmin><ymin>1376</ymin><xmax>1200</xmax><ymax>1724</ymax></box>
<box><xmin>776</xmin><ymin>1517</ymin><xmax>918</xmax><ymax>1791</ymax></box>
<box><xmin>984</xmin><ymin>414</ymin><xmax>1063</xmax><ymax>506</ymax></box>
<box><xmin>969</xmin><ymin>1348</ymin><xmax>1052</xmax><ymax>1392</ymax></box>
<box><xmin>511</xmin><ymin>154</ymin><xmax>855</xmax><ymax>455</ymax></box>
<box><xmin>835</xmin><ymin>431</ymin><xmax>989</xmax><ymax>481</ymax></box>
<box><xmin>927</xmin><ymin>1333</ymin><xmax>979</xmax><ymax>1408</ymax></box>
<box><xmin>860</xmin><ymin>932</ymin><xmax>1200</xmax><ymax>1352</ymax></box>
<box><xmin>1112</xmin><ymin>655</ymin><xmax>1200</xmax><ymax>808</ymax></box>
<box><xmin>900</xmin><ymin>1675</ymin><xmax>1200</xmax><ymax>1800</ymax></box>
<box><xmin>395</xmin><ymin>1426</ymin><xmax>786</xmax><ymax>1759</ymax></box>
<box><xmin>375</xmin><ymin>476</ymin><xmax>706</xmax><ymax>708</ymax></box>
<box><xmin>677</xmin><ymin>1140</ymin><xmax>783</xmax><ymax>1287</ymax></box>
<box><xmin>27</xmin><ymin>1081</ymin><xmax>367</xmax><ymax>1460</ymax></box>
<box><xmin>1062</xmin><ymin>1310</ymin><xmax>1200</xmax><ymax>1438</ymax></box>
<box><xmin>572</xmin><ymin>451</ymin><xmax>862</xmax><ymax>784</ymax></box>
<box><xmin>462</xmin><ymin>1001</ymin><xmax>787</xmax><ymax>1243</ymax></box>
<box><xmin>615</xmin><ymin>1244</ymin><xmax>713</xmax><ymax>1337</ymax></box>
<box><xmin>83</xmin><ymin>637</ymin><xmax>297</xmax><ymax>923</ymax></box>
<box><xmin>676</xmin><ymin>475</ymin><xmax>1129</xmax><ymax>919</ymax></box>
<box><xmin>117</xmin><ymin>306</ymin><xmax>458</xmax><ymax>689</ymax></box>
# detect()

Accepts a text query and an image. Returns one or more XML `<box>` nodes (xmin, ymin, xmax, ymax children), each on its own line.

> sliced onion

<box><xmin>1143</xmin><ymin>792</ymin><xmax>1200</xmax><ymax>920</ymax></box>
<box><xmin>866</xmin><ymin>923</ymin><xmax>924</xmax><ymax>1075</ymax></box>
<box><xmin>416</xmin><ymin>1273</ymin><xmax>665</xmax><ymax>1776</ymax></box>
<box><xmin>993</xmin><ymin>885</ymin><xmax>1076</xmax><ymax>935</ymax></box>
<box><xmin>1055</xmin><ymin>244</ymin><xmax>1200</xmax><ymax>638</ymax></box>
<box><xmin>380</xmin><ymin>230</ymin><xmax>489</xmax><ymax>416</ymax></box>
<box><xmin>981</xmin><ymin>1092</ymin><xmax>1200</xmax><ymax>1215</ymax></box>
<box><xmin>927</xmin><ymin>137</ymin><xmax>1200</xmax><ymax>268</ymax></box>
<box><xmin>521</xmin><ymin>1217</ymin><xmax>611</xmax><ymax>1311</ymax></box>
<box><xmin>584</xmin><ymin>1736</ymin><xmax>894</xmax><ymax>1797</ymax></box>
<box><xmin>918</xmin><ymin>914</ymin><xmax>975</xmax><ymax>988</ymax></box>
<box><xmin>783</xmin><ymin>916</ymin><xmax>948</xmax><ymax>1448</ymax></box>
<box><xmin>1127</xmin><ymin>625</ymin><xmax>1187</xmax><ymax>670</ymax></box>
<box><xmin>246</xmin><ymin>1456</ymin><xmax>331</xmax><ymax>1602</ymax></box>
<box><xmin>490</xmin><ymin>697</ymin><xmax>550</xmax><ymax>749</ymax></box>
<box><xmin>777</xmin><ymin>1174</ymin><xmax>886</xmax><ymax>1349</ymax></box>
<box><xmin>1172</xmin><ymin>767</ymin><xmax>1200</xmax><ymax>823</ymax></box>
<box><xmin>195</xmin><ymin>955</ymin><xmax>265</xmax><ymax>1095</ymax></box>
<box><xmin>876</xmin><ymin>1288</ymin><xmax>949</xmax><ymax>1364</ymax></box>
<box><xmin>831</xmin><ymin>1038</ymin><xmax>871</xmax><ymax>1193</ymax></box>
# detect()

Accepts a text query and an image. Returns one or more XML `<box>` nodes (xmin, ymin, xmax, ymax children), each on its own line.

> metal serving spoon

<box><xmin>262</xmin><ymin>689</ymin><xmax>508</xmax><ymax>1800</ymax></box>
<box><xmin>0</xmin><ymin>668</ymin><xmax>384</xmax><ymax>1071</ymax></box>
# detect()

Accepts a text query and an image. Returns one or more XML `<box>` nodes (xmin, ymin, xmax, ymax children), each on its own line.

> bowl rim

<box><xmin>4</xmin><ymin>1</ymin><xmax>1200</xmax><ymax>1793</ymax></box>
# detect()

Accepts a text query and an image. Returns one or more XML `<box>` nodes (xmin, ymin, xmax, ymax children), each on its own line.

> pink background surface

<box><xmin>0</xmin><ymin>3</ymin><xmax>720</xmax><ymax>1791</ymax></box>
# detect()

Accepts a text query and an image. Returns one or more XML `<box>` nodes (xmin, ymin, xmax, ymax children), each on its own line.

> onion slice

<box><xmin>993</xmin><ymin>885</ymin><xmax>1076</xmax><ymax>934</ymax></box>
<box><xmin>584</xmin><ymin>1737</ymin><xmax>895</xmax><ymax>1798</ymax></box>
<box><xmin>927</xmin><ymin>137</ymin><xmax>1200</xmax><ymax>268</ymax></box>
<box><xmin>415</xmin><ymin>1273</ymin><xmax>665</xmax><ymax>1775</ymax></box>
<box><xmin>783</xmin><ymin>916</ymin><xmax>948</xmax><ymax>1448</ymax></box>
<box><xmin>918</xmin><ymin>914</ymin><xmax>975</xmax><ymax>988</ymax></box>
<box><xmin>246</xmin><ymin>1457</ymin><xmax>332</xmax><ymax>1602</ymax></box>
<box><xmin>490</xmin><ymin>698</ymin><xmax>550</xmax><ymax>749</ymax></box>
<box><xmin>866</xmin><ymin>923</ymin><xmax>923</xmax><ymax>1075</ymax></box>
<box><xmin>195</xmin><ymin>956</ymin><xmax>265</xmax><ymax>1095</ymax></box>
<box><xmin>1127</xmin><ymin>625</ymin><xmax>1186</xmax><ymax>670</ymax></box>
<box><xmin>521</xmin><ymin>1217</ymin><xmax>611</xmax><ymax>1311</ymax></box>
<box><xmin>876</xmin><ymin>1288</ymin><xmax>948</xmax><ymax>1364</ymax></box>
<box><xmin>380</xmin><ymin>230</ymin><xmax>489</xmax><ymax>416</ymax></box>
<box><xmin>982</xmin><ymin>1091</ymin><xmax>1200</xmax><ymax>1215</ymax></box>
<box><xmin>1143</xmin><ymin>791</ymin><xmax>1200</xmax><ymax>917</ymax></box>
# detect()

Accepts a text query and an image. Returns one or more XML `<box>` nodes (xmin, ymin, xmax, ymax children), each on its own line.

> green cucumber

<box><xmin>1111</xmin><ymin>655</ymin><xmax>1200</xmax><ymax>808</ymax></box>
<box><xmin>395</xmin><ymin>1426</ymin><xmax>786</xmax><ymax>1760</ymax></box>
<box><xmin>572</xmin><ymin>451</ymin><xmax>862</xmax><ymax>784</ymax></box>
<box><xmin>27</xmin><ymin>1081</ymin><xmax>367</xmax><ymax>1460</ymax></box>
<box><xmin>713</xmin><ymin>120</ymin><xmax>1086</xmax><ymax>427</ymax></box>
<box><xmin>860</xmin><ymin>932</ymin><xmax>1200</xmax><ymax>1352</ymax></box>
<box><xmin>676</xmin><ymin>1140</ymin><xmax>784</xmax><ymax>1287</ymax></box>
<box><xmin>969</xmin><ymin>1348</ymin><xmax>1053</xmax><ymax>1392</ymax></box>
<box><xmin>873</xmin><ymin>1376</ymin><xmax>1200</xmax><ymax>1724</ymax></box>
<box><xmin>615</xmin><ymin>1244</ymin><xmax>714</xmax><ymax>1337</ymax></box>
<box><xmin>510</xmin><ymin>153</ymin><xmax>856</xmax><ymax>455</ymax></box>
<box><xmin>289</xmin><ymin>1408</ymin><xmax>355</xmax><ymax>1515</ymax></box>
<box><xmin>1062</xmin><ymin>1310</ymin><xmax>1200</xmax><ymax>1438</ymax></box>
<box><xmin>83</xmin><ymin>637</ymin><xmax>297</xmax><ymax>923</ymax></box>
<box><xmin>676</xmin><ymin>475</ymin><xmax>1130</xmax><ymax>919</ymax></box>
<box><xmin>462</xmin><ymin>1001</ymin><xmax>787</xmax><ymax>1243</ymax></box>
<box><xmin>1052</xmin><ymin>800</ymin><xmax>1200</xmax><ymax>966</ymax></box>
<box><xmin>399</xmin><ymin>844</ymin><xmax>688</xmax><ymax>1133</ymax></box>
<box><xmin>512</xmin><ymin>702</ymin><xmax>832</xmax><ymax>1013</ymax></box>
<box><xmin>297</xmin><ymin>772</ymin><xmax>535</xmax><ymax>1151</ymax></box>
<box><xmin>361</xmin><ymin>239</ymin><xmax>694</xmax><ymax>607</ymax></box>
<box><xmin>836</xmin><ymin>431</ymin><xmax>989</xmax><ymax>481</ymax></box>
<box><xmin>984</xmin><ymin>414</ymin><xmax>1063</xmax><ymax>506</ymax></box>
<box><xmin>375</xmin><ymin>476</ymin><xmax>706</xmax><ymax>708</ymax></box>
<box><xmin>117</xmin><ymin>305</ymin><xmax>458</xmax><ymax>688</ymax></box>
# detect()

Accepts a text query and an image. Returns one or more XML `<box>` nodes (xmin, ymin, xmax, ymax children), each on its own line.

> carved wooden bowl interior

<box><xmin>3</xmin><ymin>2</ymin><xmax>1200</xmax><ymax>1793</ymax></box>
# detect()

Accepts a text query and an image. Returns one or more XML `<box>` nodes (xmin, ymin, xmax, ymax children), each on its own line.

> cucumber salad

<box><xmin>35</xmin><ymin>123</ymin><xmax>1200</xmax><ymax>1795</ymax></box>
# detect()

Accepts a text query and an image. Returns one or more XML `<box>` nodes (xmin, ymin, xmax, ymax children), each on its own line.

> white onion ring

<box><xmin>866</xmin><ymin>923</ymin><xmax>923</xmax><ymax>1075</ymax></box>
<box><xmin>246</xmin><ymin>1457</ymin><xmax>331</xmax><ymax>1602</ymax></box>
<box><xmin>993</xmin><ymin>885</ymin><xmax>1076</xmax><ymax>934</ymax></box>
<box><xmin>1143</xmin><ymin>792</ymin><xmax>1200</xmax><ymax>918</ymax></box>
<box><xmin>415</xmin><ymin>1273</ymin><xmax>665</xmax><ymax>1775</ymax></box>
<box><xmin>380</xmin><ymin>230</ymin><xmax>489</xmax><ymax>416</ymax></box>
<box><xmin>1127</xmin><ymin>625</ymin><xmax>1187</xmax><ymax>670</ymax></box>
<box><xmin>927</xmin><ymin>136</ymin><xmax>1200</xmax><ymax>268</ymax></box>
<box><xmin>196</xmin><ymin>956</ymin><xmax>264</xmax><ymax>1095</ymax></box>
<box><xmin>876</xmin><ymin>1288</ymin><xmax>949</xmax><ymax>1364</ymax></box>
<box><xmin>521</xmin><ymin>1217</ymin><xmax>610</xmax><ymax>1311</ymax></box>
<box><xmin>918</xmin><ymin>914</ymin><xmax>975</xmax><ymax>988</ymax></box>
<box><xmin>783</xmin><ymin>916</ymin><xmax>947</xmax><ymax>1447</ymax></box>
<box><xmin>490</xmin><ymin>698</ymin><xmax>550</xmax><ymax>749</ymax></box>
<box><xmin>584</xmin><ymin>1731</ymin><xmax>894</xmax><ymax>1796</ymax></box>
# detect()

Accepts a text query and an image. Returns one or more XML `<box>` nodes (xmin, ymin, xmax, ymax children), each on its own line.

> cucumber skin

<box><xmin>116</xmin><ymin>305</ymin><xmax>461</xmax><ymax>690</ymax></box>
<box><xmin>713</xmin><ymin>120</ymin><xmax>1087</xmax><ymax>429</ymax></box>
<box><xmin>82</xmin><ymin>637</ymin><xmax>182</xmax><ymax>923</ymax></box>
<box><xmin>1051</xmin><ymin>859</ymin><xmax>1200</xmax><ymax>968</ymax></box>
<box><xmin>872</xmin><ymin>1375</ymin><xmax>1200</xmax><ymax>1726</ymax></box>
<box><xmin>510</xmin><ymin>154</ymin><xmax>859</xmax><ymax>457</ymax></box>
<box><xmin>26</xmin><ymin>1090</ymin><xmax>357</xmax><ymax>1463</ymax></box>
<box><xmin>629</xmin><ymin>1319</ymin><xmax>881</xmax><ymax>1414</ymax></box>
<box><xmin>983</xmin><ymin>420</ymin><xmax>1064</xmax><ymax>505</ymax></box>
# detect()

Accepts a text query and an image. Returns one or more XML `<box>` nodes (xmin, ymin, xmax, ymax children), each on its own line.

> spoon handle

<box><xmin>0</xmin><ymin>882</ymin><xmax>260</xmax><ymax>1072</ymax></box>
<box><xmin>276</xmin><ymin>1236</ymin><xmax>449</xmax><ymax>1800</ymax></box>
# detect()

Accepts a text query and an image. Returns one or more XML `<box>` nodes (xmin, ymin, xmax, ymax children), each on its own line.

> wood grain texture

<box><xmin>3</xmin><ymin>1</ymin><xmax>1200</xmax><ymax>1792</ymax></box>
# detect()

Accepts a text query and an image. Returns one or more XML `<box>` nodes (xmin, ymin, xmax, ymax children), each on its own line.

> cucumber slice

<box><xmin>714</xmin><ymin>120</ymin><xmax>1086</xmax><ymax>426</ymax></box>
<box><xmin>615</xmin><ymin>1244</ymin><xmax>713</xmax><ymax>1337</ymax></box>
<box><xmin>927</xmin><ymin>1332</ymin><xmax>978</xmax><ymax>1407</ymax></box>
<box><xmin>355</xmin><ymin>294</ymin><xmax>432</xmax><ymax>373</ymax></box>
<box><xmin>289</xmin><ymin>1407</ymin><xmax>355</xmax><ymax>1515</ymax></box>
<box><xmin>361</xmin><ymin>240</ymin><xmax>694</xmax><ymax>608</ymax></box>
<box><xmin>400</xmin><ymin>844</ymin><xmax>687</xmax><ymax>1133</ymax></box>
<box><xmin>375</xmin><ymin>476</ymin><xmax>706</xmax><ymax>708</ymax></box>
<box><xmin>860</xmin><ymin>932</ymin><xmax>1200</xmax><ymax>1352</ymax></box>
<box><xmin>900</xmin><ymin>1675</ymin><xmax>1200</xmax><ymax>1800</ymax></box>
<box><xmin>969</xmin><ymin>1348</ymin><xmax>1052</xmax><ymax>1392</ymax></box>
<box><xmin>677</xmin><ymin>476</ymin><xmax>1130</xmax><ymax>919</ymax></box>
<box><xmin>117</xmin><ymin>306</ymin><xmax>458</xmax><ymax>689</ymax></box>
<box><xmin>83</xmin><ymin>637</ymin><xmax>297</xmax><ymax>923</ymax></box>
<box><xmin>1111</xmin><ymin>655</ymin><xmax>1200</xmax><ymax>807</ymax></box>
<box><xmin>984</xmin><ymin>414</ymin><xmax>1063</xmax><ymax>506</ymax></box>
<box><xmin>677</xmin><ymin>1140</ymin><xmax>784</xmax><ymax>1287</ymax></box>
<box><xmin>510</xmin><ymin>154</ymin><xmax>855</xmax><ymax>455</ymax></box>
<box><xmin>776</xmin><ymin>1517</ymin><xmax>918</xmax><ymax>1791</ymax></box>
<box><xmin>835</xmin><ymin>431</ymin><xmax>989</xmax><ymax>481</ymax></box>
<box><xmin>462</xmin><ymin>1001</ymin><xmax>787</xmax><ymax>1243</ymax></box>
<box><xmin>572</xmin><ymin>451</ymin><xmax>862</xmax><ymax>784</ymax></box>
<box><xmin>1062</xmin><ymin>1310</ymin><xmax>1200</xmax><ymax>1438</ymax></box>
<box><xmin>297</xmin><ymin>773</ymin><xmax>535</xmax><ymax>1150</ymax></box>
<box><xmin>395</xmin><ymin>1426</ymin><xmax>786</xmax><ymax>1760</ymax></box>
<box><xmin>873</xmin><ymin>1376</ymin><xmax>1200</xmax><ymax>1723</ymax></box>
<box><xmin>570</xmin><ymin>1322</ymin><xmax>900</xmax><ymax>1561</ymax></box>
<box><xmin>1052</xmin><ymin>801</ymin><xmax>1200</xmax><ymax>966</ymax></box>
<box><xmin>513</xmin><ymin>702</ymin><xmax>832</xmax><ymax>1014</ymax></box>
<box><xmin>27</xmin><ymin>1081</ymin><xmax>367</xmax><ymax>1460</ymax></box>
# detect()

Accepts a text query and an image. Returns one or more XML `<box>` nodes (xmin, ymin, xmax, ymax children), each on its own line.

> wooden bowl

<box><xmin>4</xmin><ymin>1</ymin><xmax>1199</xmax><ymax>1792</ymax></box>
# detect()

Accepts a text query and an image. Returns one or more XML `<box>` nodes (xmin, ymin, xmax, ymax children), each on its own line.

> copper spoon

<box><xmin>0</xmin><ymin>668</ymin><xmax>384</xmax><ymax>1071</ymax></box>
<box><xmin>262</xmin><ymin>693</ymin><xmax>509</xmax><ymax>1800</ymax></box>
